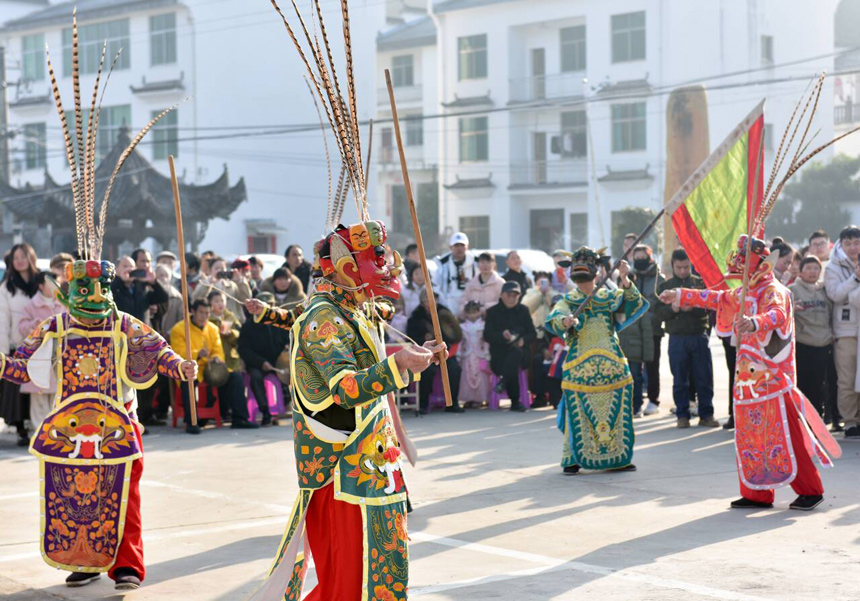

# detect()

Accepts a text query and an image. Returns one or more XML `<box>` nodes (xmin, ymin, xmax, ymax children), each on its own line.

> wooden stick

<box><xmin>385</xmin><ymin>69</ymin><xmax>452</xmax><ymax>407</ymax></box>
<box><xmin>365</xmin><ymin>118</ymin><xmax>374</xmax><ymax>178</ymax></box>
<box><xmin>168</xmin><ymin>156</ymin><xmax>198</xmax><ymax>426</ymax></box>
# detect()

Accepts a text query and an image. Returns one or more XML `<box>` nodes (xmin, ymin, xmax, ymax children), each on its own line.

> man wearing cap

<box><xmin>484</xmin><ymin>281</ymin><xmax>537</xmax><ymax>411</ymax></box>
<box><xmin>434</xmin><ymin>232</ymin><xmax>478</xmax><ymax>312</ymax></box>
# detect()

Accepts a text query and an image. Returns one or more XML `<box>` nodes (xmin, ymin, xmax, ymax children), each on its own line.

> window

<box><xmin>569</xmin><ymin>212</ymin><xmax>588</xmax><ymax>250</ymax></box>
<box><xmin>22</xmin><ymin>34</ymin><xmax>45</xmax><ymax>81</ymax></box>
<box><xmin>151</xmin><ymin>13</ymin><xmax>177</xmax><ymax>66</ymax></box>
<box><xmin>459</xmin><ymin>116</ymin><xmax>488</xmax><ymax>162</ymax></box>
<box><xmin>64</xmin><ymin>19</ymin><xmax>130</xmax><ymax>76</ymax></box>
<box><xmin>391</xmin><ymin>54</ymin><xmax>414</xmax><ymax>87</ymax></box>
<box><xmin>152</xmin><ymin>109</ymin><xmax>178</xmax><ymax>160</ymax></box>
<box><xmin>23</xmin><ymin>123</ymin><xmax>46</xmax><ymax>170</ymax></box>
<box><xmin>761</xmin><ymin>35</ymin><xmax>774</xmax><ymax>65</ymax></box>
<box><xmin>611</xmin><ymin>11</ymin><xmax>645</xmax><ymax>63</ymax></box>
<box><xmin>459</xmin><ymin>216</ymin><xmax>490</xmax><ymax>249</ymax></box>
<box><xmin>66</xmin><ymin>105</ymin><xmax>132</xmax><ymax>160</ymax></box>
<box><xmin>611</xmin><ymin>102</ymin><xmax>646</xmax><ymax>152</ymax></box>
<box><xmin>405</xmin><ymin>114</ymin><xmax>423</xmax><ymax>147</ymax></box>
<box><xmin>560</xmin><ymin>25</ymin><xmax>586</xmax><ymax>72</ymax></box>
<box><xmin>458</xmin><ymin>34</ymin><xmax>487</xmax><ymax>80</ymax></box>
<box><xmin>560</xmin><ymin>111</ymin><xmax>587</xmax><ymax>158</ymax></box>
<box><xmin>530</xmin><ymin>209</ymin><xmax>564</xmax><ymax>253</ymax></box>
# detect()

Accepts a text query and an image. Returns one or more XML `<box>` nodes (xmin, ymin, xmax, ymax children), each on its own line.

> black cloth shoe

<box><xmin>509</xmin><ymin>403</ymin><xmax>527</xmax><ymax>412</ymax></box>
<box><xmin>531</xmin><ymin>398</ymin><xmax>549</xmax><ymax>409</ymax></box>
<box><xmin>66</xmin><ymin>572</ymin><xmax>101</xmax><ymax>587</ymax></box>
<box><xmin>789</xmin><ymin>494</ymin><xmax>824</xmax><ymax>511</ymax></box>
<box><xmin>142</xmin><ymin>417</ymin><xmax>166</xmax><ymax>427</ymax></box>
<box><xmin>831</xmin><ymin>422</ymin><xmax>844</xmax><ymax>433</ymax></box>
<box><xmin>844</xmin><ymin>425</ymin><xmax>860</xmax><ymax>439</ymax></box>
<box><xmin>730</xmin><ymin>497</ymin><xmax>773</xmax><ymax>509</ymax></box>
<box><xmin>185</xmin><ymin>424</ymin><xmax>201</xmax><ymax>435</ymax></box>
<box><xmin>722</xmin><ymin>416</ymin><xmax>735</xmax><ymax>430</ymax></box>
<box><xmin>231</xmin><ymin>419</ymin><xmax>261</xmax><ymax>429</ymax></box>
<box><xmin>563</xmin><ymin>465</ymin><xmax>581</xmax><ymax>475</ymax></box>
<box><xmin>493</xmin><ymin>378</ymin><xmax>505</xmax><ymax>393</ymax></box>
<box><xmin>114</xmin><ymin>569</ymin><xmax>141</xmax><ymax>590</ymax></box>
<box><xmin>418</xmin><ymin>407</ymin><xmax>429</xmax><ymax>415</ymax></box>
<box><xmin>261</xmin><ymin>415</ymin><xmax>273</xmax><ymax>427</ymax></box>
<box><xmin>444</xmin><ymin>405</ymin><xmax>465</xmax><ymax>413</ymax></box>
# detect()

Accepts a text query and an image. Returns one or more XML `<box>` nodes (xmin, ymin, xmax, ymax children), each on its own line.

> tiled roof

<box><xmin>597</xmin><ymin>165</ymin><xmax>654</xmax><ymax>183</ymax></box>
<box><xmin>444</xmin><ymin>175</ymin><xmax>494</xmax><ymax>190</ymax></box>
<box><xmin>1</xmin><ymin>0</ymin><xmax>177</xmax><ymax>32</ymax></box>
<box><xmin>441</xmin><ymin>94</ymin><xmax>493</xmax><ymax>108</ymax></box>
<box><xmin>377</xmin><ymin>16</ymin><xmax>436</xmax><ymax>51</ymax></box>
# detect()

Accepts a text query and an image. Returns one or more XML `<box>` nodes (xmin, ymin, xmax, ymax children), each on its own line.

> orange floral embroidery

<box><xmin>342</xmin><ymin>375</ymin><xmax>359</xmax><ymax>399</ymax></box>
<box><xmin>372</xmin><ymin>382</ymin><xmax>384</xmax><ymax>393</ymax></box>
<box><xmin>74</xmin><ymin>471</ymin><xmax>98</xmax><ymax>495</ymax></box>
<box><xmin>372</xmin><ymin>585</ymin><xmax>397</xmax><ymax>601</ymax></box>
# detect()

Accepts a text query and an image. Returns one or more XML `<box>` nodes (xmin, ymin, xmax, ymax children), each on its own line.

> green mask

<box><xmin>57</xmin><ymin>260</ymin><xmax>117</xmax><ymax>321</ymax></box>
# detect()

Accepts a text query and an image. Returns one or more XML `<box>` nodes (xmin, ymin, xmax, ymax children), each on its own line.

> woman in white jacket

<box><xmin>0</xmin><ymin>243</ymin><xmax>39</xmax><ymax>446</ymax></box>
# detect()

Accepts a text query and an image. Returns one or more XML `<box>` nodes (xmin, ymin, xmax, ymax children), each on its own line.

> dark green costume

<box><xmin>547</xmin><ymin>285</ymin><xmax>648</xmax><ymax>471</ymax></box>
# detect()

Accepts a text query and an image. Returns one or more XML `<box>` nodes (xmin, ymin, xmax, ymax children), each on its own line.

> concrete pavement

<box><xmin>1</xmin><ymin>339</ymin><xmax>858</xmax><ymax>600</ymax></box>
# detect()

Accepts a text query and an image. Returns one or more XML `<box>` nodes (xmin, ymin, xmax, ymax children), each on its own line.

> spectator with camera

<box><xmin>191</xmin><ymin>256</ymin><xmax>253</xmax><ymax>324</ymax></box>
<box><xmin>111</xmin><ymin>254</ymin><xmax>168</xmax><ymax>326</ymax></box>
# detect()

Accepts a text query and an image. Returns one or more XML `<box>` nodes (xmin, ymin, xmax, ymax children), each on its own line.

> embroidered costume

<box><xmin>253</xmin><ymin>1</ymin><xmax>430</xmax><ymax>597</ymax></box>
<box><xmin>546</xmin><ymin>248</ymin><xmax>648</xmax><ymax>472</ymax></box>
<box><xmin>0</xmin><ymin>14</ymin><xmax>188</xmax><ymax>589</ymax></box>
<box><xmin>672</xmin><ymin>236</ymin><xmax>840</xmax><ymax>507</ymax></box>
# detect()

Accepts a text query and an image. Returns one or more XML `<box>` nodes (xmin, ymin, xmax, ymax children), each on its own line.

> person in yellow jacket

<box><xmin>170</xmin><ymin>299</ymin><xmax>258</xmax><ymax>434</ymax></box>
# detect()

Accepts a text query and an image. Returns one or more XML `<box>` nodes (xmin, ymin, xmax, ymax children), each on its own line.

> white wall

<box><xmin>431</xmin><ymin>0</ymin><xmax>838</xmax><ymax>250</ymax></box>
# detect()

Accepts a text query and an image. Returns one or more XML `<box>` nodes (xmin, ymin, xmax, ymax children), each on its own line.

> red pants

<box><xmin>108</xmin><ymin>424</ymin><xmax>145</xmax><ymax>582</ymax></box>
<box><xmin>304</xmin><ymin>483</ymin><xmax>364</xmax><ymax>601</ymax></box>
<box><xmin>740</xmin><ymin>396</ymin><xmax>824</xmax><ymax>503</ymax></box>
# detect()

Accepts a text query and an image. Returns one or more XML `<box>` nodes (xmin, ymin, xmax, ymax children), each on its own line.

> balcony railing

<box><xmin>835</xmin><ymin>103</ymin><xmax>860</xmax><ymax>126</ymax></box>
<box><xmin>510</xmin><ymin>159</ymin><xmax>588</xmax><ymax>188</ymax></box>
<box><xmin>378</xmin><ymin>84</ymin><xmax>423</xmax><ymax>105</ymax></box>
<box><xmin>509</xmin><ymin>72</ymin><xmax>585</xmax><ymax>104</ymax></box>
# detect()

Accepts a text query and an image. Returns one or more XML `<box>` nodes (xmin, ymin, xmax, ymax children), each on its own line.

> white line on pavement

<box><xmin>0</xmin><ymin>492</ymin><xmax>36</xmax><ymax>501</ymax></box>
<box><xmin>410</xmin><ymin>532</ymin><xmax>776</xmax><ymax>601</ymax></box>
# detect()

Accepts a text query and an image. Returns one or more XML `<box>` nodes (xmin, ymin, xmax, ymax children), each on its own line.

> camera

<box><xmin>217</xmin><ymin>270</ymin><xmax>234</xmax><ymax>280</ymax></box>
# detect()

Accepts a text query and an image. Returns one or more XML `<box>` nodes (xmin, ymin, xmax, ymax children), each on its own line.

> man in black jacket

<box><xmin>238</xmin><ymin>292</ymin><xmax>288</xmax><ymax>426</ymax></box>
<box><xmin>111</xmin><ymin>255</ymin><xmax>169</xmax><ymax>325</ymax></box>
<box><xmin>407</xmin><ymin>288</ymin><xmax>464</xmax><ymax>414</ymax></box>
<box><xmin>484</xmin><ymin>281</ymin><xmax>536</xmax><ymax>411</ymax></box>
<box><xmin>656</xmin><ymin>249</ymin><xmax>719</xmax><ymax>429</ymax></box>
<box><xmin>111</xmin><ymin>255</ymin><xmax>169</xmax><ymax>426</ymax></box>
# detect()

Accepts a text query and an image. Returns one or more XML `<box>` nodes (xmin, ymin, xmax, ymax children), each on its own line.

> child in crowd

<box><xmin>18</xmin><ymin>272</ymin><xmax>65</xmax><ymax>429</ymax></box>
<box><xmin>459</xmin><ymin>300</ymin><xmax>491</xmax><ymax>408</ymax></box>
<box><xmin>789</xmin><ymin>256</ymin><xmax>833</xmax><ymax>416</ymax></box>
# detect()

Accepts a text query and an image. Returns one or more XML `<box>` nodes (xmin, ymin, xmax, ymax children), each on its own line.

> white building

<box><xmin>381</xmin><ymin>0</ymin><xmax>838</xmax><ymax>254</ymax></box>
<box><xmin>1</xmin><ymin>0</ymin><xmax>386</xmax><ymax>257</ymax></box>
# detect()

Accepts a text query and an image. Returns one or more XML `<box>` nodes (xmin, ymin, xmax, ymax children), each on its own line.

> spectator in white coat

<box><xmin>0</xmin><ymin>243</ymin><xmax>39</xmax><ymax>446</ymax></box>
<box><xmin>433</xmin><ymin>232</ymin><xmax>477</xmax><ymax>312</ymax></box>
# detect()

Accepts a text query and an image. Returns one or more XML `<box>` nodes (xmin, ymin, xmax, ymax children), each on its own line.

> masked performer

<box><xmin>0</xmin><ymin>15</ymin><xmax>196</xmax><ymax>591</ymax></box>
<box><xmin>546</xmin><ymin>248</ymin><xmax>648</xmax><ymax>475</ymax></box>
<box><xmin>250</xmin><ymin>2</ymin><xmax>445</xmax><ymax>599</ymax></box>
<box><xmin>659</xmin><ymin>236</ymin><xmax>841</xmax><ymax>510</ymax></box>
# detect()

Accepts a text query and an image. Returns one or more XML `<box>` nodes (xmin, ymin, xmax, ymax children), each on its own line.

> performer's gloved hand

<box><xmin>562</xmin><ymin>316</ymin><xmax>579</xmax><ymax>329</ymax></box>
<box><xmin>395</xmin><ymin>342</ymin><xmax>446</xmax><ymax>373</ymax></box>
<box><xmin>245</xmin><ymin>298</ymin><xmax>268</xmax><ymax>316</ymax></box>
<box><xmin>181</xmin><ymin>360</ymin><xmax>198</xmax><ymax>381</ymax></box>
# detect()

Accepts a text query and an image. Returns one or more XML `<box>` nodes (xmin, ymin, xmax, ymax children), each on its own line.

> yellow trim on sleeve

<box><xmin>388</xmin><ymin>355</ymin><xmax>408</xmax><ymax>390</ymax></box>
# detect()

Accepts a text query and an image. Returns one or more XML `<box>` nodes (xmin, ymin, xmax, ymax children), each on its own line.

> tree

<box><xmin>611</xmin><ymin>207</ymin><xmax>660</xmax><ymax>258</ymax></box>
<box><xmin>767</xmin><ymin>155</ymin><xmax>859</xmax><ymax>244</ymax></box>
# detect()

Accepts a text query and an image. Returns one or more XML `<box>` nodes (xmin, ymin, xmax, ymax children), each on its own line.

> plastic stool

<box><xmin>489</xmin><ymin>369</ymin><xmax>531</xmax><ymax>410</ymax></box>
<box><xmin>245</xmin><ymin>372</ymin><xmax>288</xmax><ymax>421</ymax></box>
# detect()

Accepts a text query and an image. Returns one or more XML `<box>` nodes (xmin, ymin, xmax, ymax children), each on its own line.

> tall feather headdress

<box><xmin>47</xmin><ymin>9</ymin><xmax>176</xmax><ymax>260</ymax></box>
<box><xmin>269</xmin><ymin>0</ymin><xmax>368</xmax><ymax>223</ymax></box>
